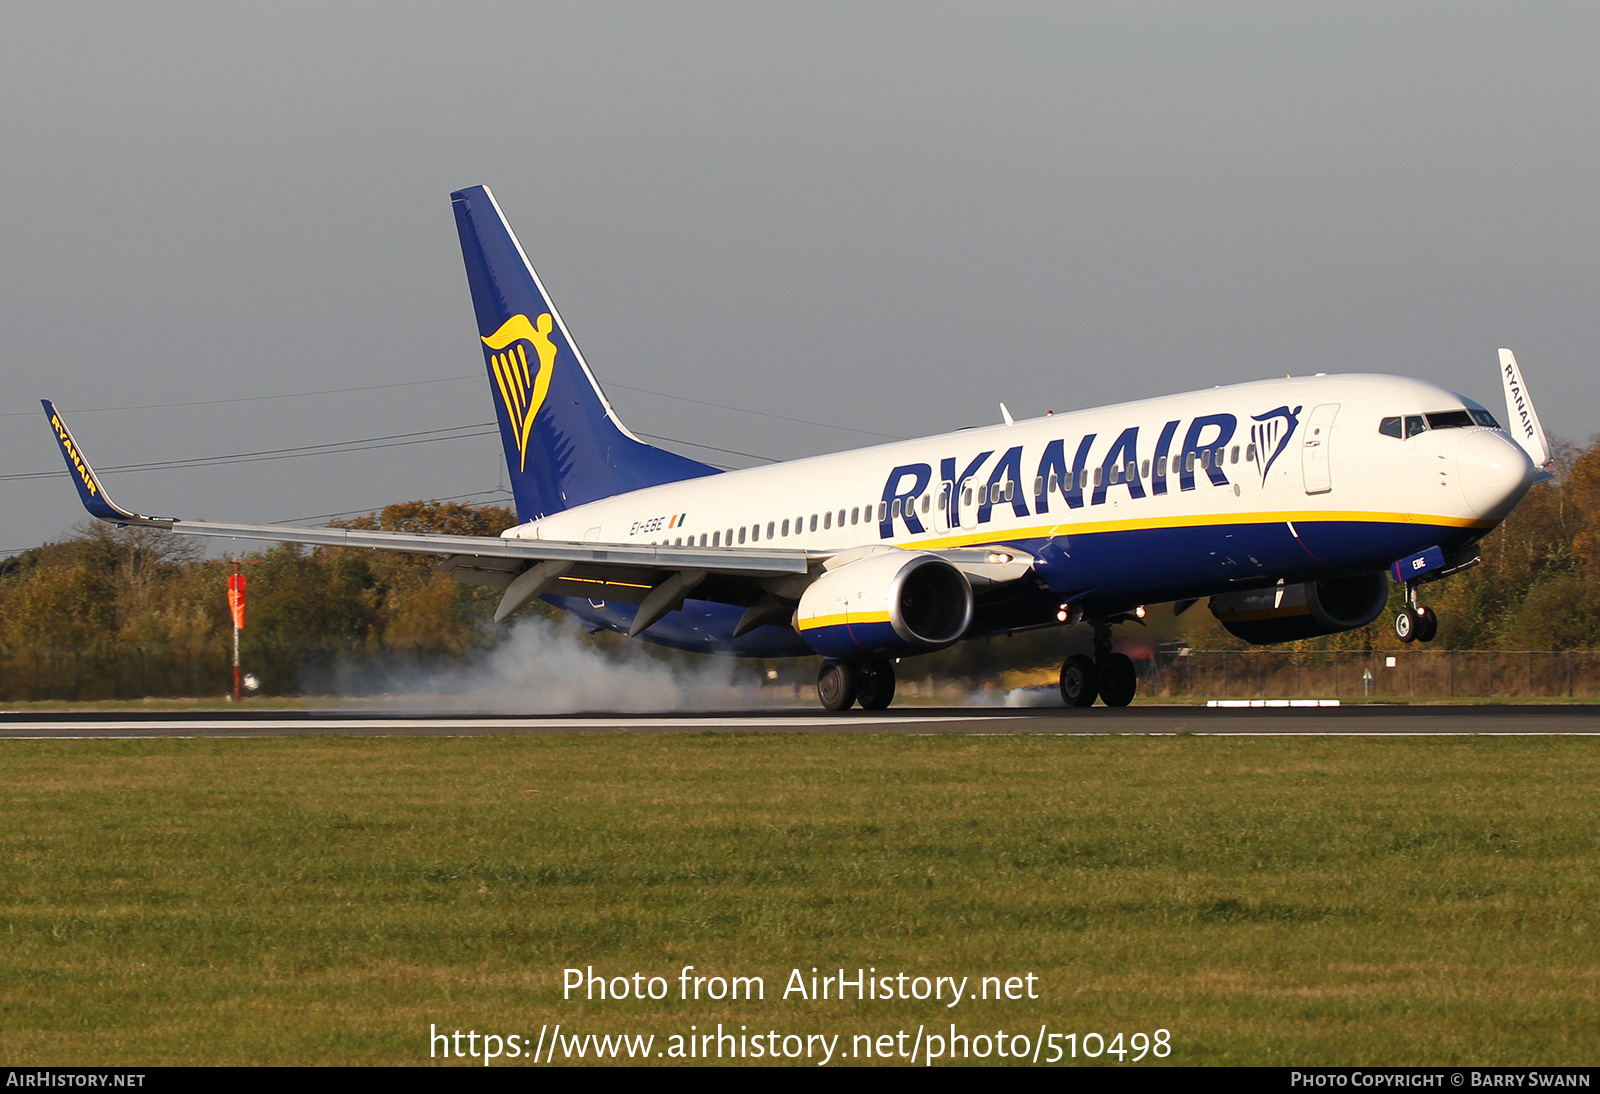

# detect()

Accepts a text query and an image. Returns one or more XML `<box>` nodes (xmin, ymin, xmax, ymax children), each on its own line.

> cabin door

<box><xmin>1302</xmin><ymin>403</ymin><xmax>1340</xmax><ymax>495</ymax></box>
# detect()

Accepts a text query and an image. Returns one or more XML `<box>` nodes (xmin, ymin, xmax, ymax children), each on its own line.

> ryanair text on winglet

<box><xmin>50</xmin><ymin>414</ymin><xmax>98</xmax><ymax>498</ymax></box>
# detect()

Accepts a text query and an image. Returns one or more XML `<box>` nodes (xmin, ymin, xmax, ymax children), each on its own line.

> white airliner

<box><xmin>44</xmin><ymin>185</ymin><xmax>1552</xmax><ymax>711</ymax></box>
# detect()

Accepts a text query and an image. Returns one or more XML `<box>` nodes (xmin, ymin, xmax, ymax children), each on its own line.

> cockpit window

<box><xmin>1385</xmin><ymin>409</ymin><xmax>1496</xmax><ymax>439</ymax></box>
<box><xmin>1425</xmin><ymin>410</ymin><xmax>1475</xmax><ymax>430</ymax></box>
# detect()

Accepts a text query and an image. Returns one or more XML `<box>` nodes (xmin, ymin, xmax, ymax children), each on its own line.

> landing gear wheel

<box><xmin>817</xmin><ymin>660</ymin><xmax>858</xmax><ymax>711</ymax></box>
<box><xmin>1415</xmin><ymin>606</ymin><xmax>1438</xmax><ymax>643</ymax></box>
<box><xmin>1059</xmin><ymin>654</ymin><xmax>1099</xmax><ymax>708</ymax></box>
<box><xmin>1098</xmin><ymin>652</ymin><xmax>1138</xmax><ymax>708</ymax></box>
<box><xmin>1395</xmin><ymin>607</ymin><xmax>1418</xmax><ymax>643</ymax></box>
<box><xmin>856</xmin><ymin>659</ymin><xmax>896</xmax><ymax>710</ymax></box>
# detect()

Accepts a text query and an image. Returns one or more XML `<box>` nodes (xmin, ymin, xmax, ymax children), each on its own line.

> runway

<box><xmin>1</xmin><ymin>704</ymin><xmax>1597</xmax><ymax>738</ymax></box>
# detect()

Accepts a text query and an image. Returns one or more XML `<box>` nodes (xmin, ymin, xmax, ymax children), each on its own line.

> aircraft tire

<box><xmin>1416</xmin><ymin>606</ymin><xmax>1438</xmax><ymax>643</ymax></box>
<box><xmin>817</xmin><ymin>660</ymin><xmax>859</xmax><ymax>712</ymax></box>
<box><xmin>1059</xmin><ymin>654</ymin><xmax>1099</xmax><ymax>708</ymax></box>
<box><xmin>1395</xmin><ymin>607</ymin><xmax>1418</xmax><ymax>643</ymax></box>
<box><xmin>856</xmin><ymin>659</ymin><xmax>896</xmax><ymax>710</ymax></box>
<box><xmin>1098</xmin><ymin>653</ymin><xmax>1138</xmax><ymax>708</ymax></box>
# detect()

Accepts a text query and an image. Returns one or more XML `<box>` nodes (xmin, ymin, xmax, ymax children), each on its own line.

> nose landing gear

<box><xmin>1395</xmin><ymin>585</ymin><xmax>1439</xmax><ymax>643</ymax></box>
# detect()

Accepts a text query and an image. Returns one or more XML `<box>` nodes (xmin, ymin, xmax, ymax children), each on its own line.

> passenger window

<box><xmin>1155</xmin><ymin>456</ymin><xmax>1166</xmax><ymax>477</ymax></box>
<box><xmin>1079</xmin><ymin>468</ymin><xmax>1090</xmax><ymax>489</ymax></box>
<box><xmin>810</xmin><ymin>514</ymin><xmax>818</xmax><ymax>532</ymax></box>
<box><xmin>938</xmin><ymin>486</ymin><xmax>948</xmax><ymax>510</ymax></box>
<box><xmin>1245</xmin><ymin>443</ymin><xmax>1256</xmax><ymax>461</ymax></box>
<box><xmin>1141</xmin><ymin>459</ymin><xmax>1149</xmax><ymax>478</ymax></box>
<box><xmin>713</xmin><ymin>531</ymin><xmax>721</xmax><ymax>547</ymax></box>
<box><xmin>1230</xmin><ymin>446</ymin><xmax>1240</xmax><ymax>464</ymax></box>
<box><xmin>751</xmin><ymin>524</ymin><xmax>759</xmax><ymax>542</ymax></box>
<box><xmin>891</xmin><ymin>499</ymin><xmax>902</xmax><ymax>518</ymax></box>
<box><xmin>823</xmin><ymin>511</ymin><xmax>832</xmax><ymax>530</ymax></box>
<box><xmin>962</xmin><ymin>486</ymin><xmax>972</xmax><ymax>506</ymax></box>
<box><xmin>1201</xmin><ymin>450</ymin><xmax>1211</xmax><ymax>469</ymax></box>
<box><xmin>850</xmin><ymin>507</ymin><xmax>859</xmax><ymax>525</ymax></box>
<box><xmin>782</xmin><ymin>518</ymin><xmax>790</xmax><ymax>536</ymax></box>
<box><xmin>1405</xmin><ymin>415</ymin><xmax>1427</xmax><ymax>438</ymax></box>
<box><xmin>838</xmin><ymin>509</ymin><xmax>846</xmax><ymax>526</ymax></box>
<box><xmin>1046</xmin><ymin>472</ymin><xmax>1057</xmax><ymax>493</ymax></box>
<box><xmin>738</xmin><ymin>526</ymin><xmax>746</xmax><ymax>544</ymax></box>
<box><xmin>725</xmin><ymin>528</ymin><xmax>733</xmax><ymax>545</ymax></box>
<box><xmin>1379</xmin><ymin>417</ymin><xmax>1402</xmax><ymax>439</ymax></box>
<box><xmin>764</xmin><ymin>521</ymin><xmax>772</xmax><ymax>539</ymax></box>
<box><xmin>701</xmin><ymin>534</ymin><xmax>708</xmax><ymax>546</ymax></box>
<box><xmin>1093</xmin><ymin>468</ymin><xmax>1103</xmax><ymax>487</ymax></box>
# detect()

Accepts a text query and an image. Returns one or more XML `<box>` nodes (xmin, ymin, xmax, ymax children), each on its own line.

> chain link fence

<box><xmin>0</xmin><ymin>643</ymin><xmax>479</xmax><ymax>703</ymax></box>
<box><xmin>1144</xmin><ymin>648</ymin><xmax>1600</xmax><ymax>700</ymax></box>
<box><xmin>4</xmin><ymin>642</ymin><xmax>1600</xmax><ymax>703</ymax></box>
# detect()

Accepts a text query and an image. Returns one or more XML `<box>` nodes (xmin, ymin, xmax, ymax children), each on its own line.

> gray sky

<box><xmin>3</xmin><ymin>3</ymin><xmax>1596</xmax><ymax>553</ymax></box>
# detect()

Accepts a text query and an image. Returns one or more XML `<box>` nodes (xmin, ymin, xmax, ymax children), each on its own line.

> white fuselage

<box><xmin>511</xmin><ymin>374</ymin><xmax>1533</xmax><ymax>584</ymax></box>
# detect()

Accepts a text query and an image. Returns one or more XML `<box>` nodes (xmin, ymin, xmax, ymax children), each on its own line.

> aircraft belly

<box><xmin>1290</xmin><ymin>519</ymin><xmax>1481</xmax><ymax>574</ymax></box>
<box><xmin>1022</xmin><ymin>515</ymin><xmax>1473</xmax><ymax>608</ymax></box>
<box><xmin>544</xmin><ymin>595</ymin><xmax>812</xmax><ymax>658</ymax></box>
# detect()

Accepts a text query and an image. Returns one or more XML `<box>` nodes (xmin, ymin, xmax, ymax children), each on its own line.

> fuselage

<box><xmin>514</xmin><ymin>373</ymin><xmax>1535</xmax><ymax>655</ymax></box>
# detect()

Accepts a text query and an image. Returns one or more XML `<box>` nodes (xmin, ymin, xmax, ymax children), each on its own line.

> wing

<box><xmin>42</xmin><ymin>402</ymin><xmax>1041</xmax><ymax>637</ymax></box>
<box><xmin>42</xmin><ymin>400</ymin><xmax>815</xmax><ymax>633</ymax></box>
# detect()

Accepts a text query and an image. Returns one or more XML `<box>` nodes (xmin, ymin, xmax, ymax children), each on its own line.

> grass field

<box><xmin>1</xmin><ymin>734</ymin><xmax>1596</xmax><ymax>1066</ymax></box>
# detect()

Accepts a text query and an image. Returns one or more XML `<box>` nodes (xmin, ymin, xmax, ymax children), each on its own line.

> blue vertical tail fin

<box><xmin>451</xmin><ymin>185</ymin><xmax>718</xmax><ymax>522</ymax></box>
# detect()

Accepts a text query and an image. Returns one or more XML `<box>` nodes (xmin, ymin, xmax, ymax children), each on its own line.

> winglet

<box><xmin>1498</xmin><ymin>349</ymin><xmax>1552</xmax><ymax>469</ymax></box>
<box><xmin>41</xmin><ymin>400</ymin><xmax>173</xmax><ymax>527</ymax></box>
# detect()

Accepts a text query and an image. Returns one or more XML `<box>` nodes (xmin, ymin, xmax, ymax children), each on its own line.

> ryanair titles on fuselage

<box><xmin>871</xmin><ymin>403</ymin><xmax>1302</xmax><ymax>539</ymax></box>
<box><xmin>597</xmin><ymin>398</ymin><xmax>1305</xmax><ymax>545</ymax></box>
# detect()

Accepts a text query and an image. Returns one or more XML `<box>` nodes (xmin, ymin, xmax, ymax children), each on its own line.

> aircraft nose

<box><xmin>1457</xmin><ymin>429</ymin><xmax>1535</xmax><ymax>519</ymax></box>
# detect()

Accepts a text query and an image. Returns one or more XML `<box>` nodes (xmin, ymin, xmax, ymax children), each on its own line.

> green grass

<box><xmin>1</xmin><ymin>735</ymin><xmax>1596</xmax><ymax>1065</ymax></box>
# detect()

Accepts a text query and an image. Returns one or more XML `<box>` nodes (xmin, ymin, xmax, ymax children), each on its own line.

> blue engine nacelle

<box><xmin>1209</xmin><ymin>572</ymin><xmax>1390</xmax><ymax>645</ymax></box>
<box><xmin>795</xmin><ymin>550</ymin><xmax>974</xmax><ymax>660</ymax></box>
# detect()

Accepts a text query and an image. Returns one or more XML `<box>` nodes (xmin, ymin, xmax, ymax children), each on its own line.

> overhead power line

<box><xmin>0</xmin><ymin>423</ymin><xmax>499</xmax><ymax>482</ymax></box>
<box><xmin>1</xmin><ymin>375</ymin><xmax>483</xmax><ymax>418</ymax></box>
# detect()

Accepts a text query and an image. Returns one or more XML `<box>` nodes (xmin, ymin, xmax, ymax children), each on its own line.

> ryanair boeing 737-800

<box><xmin>44</xmin><ymin>185</ymin><xmax>1553</xmax><ymax>711</ymax></box>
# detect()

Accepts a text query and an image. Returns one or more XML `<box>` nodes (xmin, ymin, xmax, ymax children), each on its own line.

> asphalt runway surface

<box><xmin>1</xmin><ymin>704</ymin><xmax>1597</xmax><ymax>738</ymax></box>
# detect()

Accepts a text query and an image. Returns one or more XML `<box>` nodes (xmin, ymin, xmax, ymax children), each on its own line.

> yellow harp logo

<box><xmin>482</xmin><ymin>313</ymin><xmax>558</xmax><ymax>472</ymax></box>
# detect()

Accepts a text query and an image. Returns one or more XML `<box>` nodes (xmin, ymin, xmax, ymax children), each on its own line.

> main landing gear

<box><xmin>817</xmin><ymin>658</ymin><xmax>897</xmax><ymax>711</ymax></box>
<box><xmin>1394</xmin><ymin>583</ymin><xmax>1440</xmax><ymax>644</ymax></box>
<box><xmin>1059</xmin><ymin>619</ymin><xmax>1138</xmax><ymax>708</ymax></box>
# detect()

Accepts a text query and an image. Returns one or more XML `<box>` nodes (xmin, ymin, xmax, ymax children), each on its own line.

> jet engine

<box><xmin>796</xmin><ymin>550</ymin><xmax>974</xmax><ymax>659</ymax></box>
<box><xmin>1208</xmin><ymin>572</ymin><xmax>1390</xmax><ymax>645</ymax></box>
